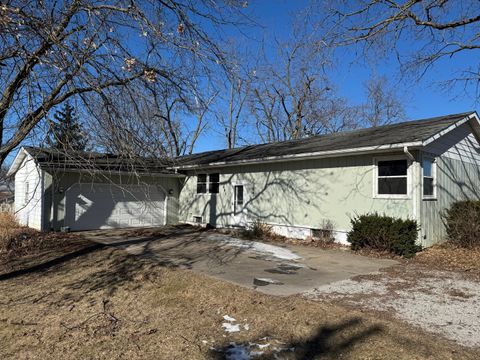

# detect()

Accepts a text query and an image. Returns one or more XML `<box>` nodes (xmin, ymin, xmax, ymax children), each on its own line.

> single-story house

<box><xmin>7</xmin><ymin>111</ymin><xmax>480</xmax><ymax>247</ymax></box>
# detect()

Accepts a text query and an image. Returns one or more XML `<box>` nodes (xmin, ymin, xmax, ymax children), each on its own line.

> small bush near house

<box><xmin>347</xmin><ymin>213</ymin><xmax>421</xmax><ymax>257</ymax></box>
<box><xmin>243</xmin><ymin>219</ymin><xmax>274</xmax><ymax>240</ymax></box>
<box><xmin>312</xmin><ymin>219</ymin><xmax>336</xmax><ymax>244</ymax></box>
<box><xmin>443</xmin><ymin>200</ymin><xmax>480</xmax><ymax>248</ymax></box>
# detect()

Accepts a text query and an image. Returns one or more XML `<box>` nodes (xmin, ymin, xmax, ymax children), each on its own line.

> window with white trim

<box><xmin>196</xmin><ymin>174</ymin><xmax>207</xmax><ymax>193</ymax></box>
<box><xmin>377</xmin><ymin>159</ymin><xmax>408</xmax><ymax>196</ymax></box>
<box><xmin>422</xmin><ymin>158</ymin><xmax>436</xmax><ymax>197</ymax></box>
<box><xmin>196</xmin><ymin>173</ymin><xmax>220</xmax><ymax>194</ymax></box>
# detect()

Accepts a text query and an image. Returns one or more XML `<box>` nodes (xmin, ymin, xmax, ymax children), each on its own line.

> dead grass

<box><xmin>0</xmin><ymin>213</ymin><xmax>94</xmax><ymax>275</ymax></box>
<box><xmin>0</xmin><ymin>245</ymin><xmax>478</xmax><ymax>359</ymax></box>
<box><xmin>414</xmin><ymin>242</ymin><xmax>480</xmax><ymax>276</ymax></box>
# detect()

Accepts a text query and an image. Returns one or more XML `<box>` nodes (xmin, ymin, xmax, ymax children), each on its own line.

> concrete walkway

<box><xmin>81</xmin><ymin>226</ymin><xmax>397</xmax><ymax>296</ymax></box>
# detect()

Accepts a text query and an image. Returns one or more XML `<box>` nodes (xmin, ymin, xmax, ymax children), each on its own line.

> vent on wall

<box><xmin>193</xmin><ymin>216</ymin><xmax>203</xmax><ymax>224</ymax></box>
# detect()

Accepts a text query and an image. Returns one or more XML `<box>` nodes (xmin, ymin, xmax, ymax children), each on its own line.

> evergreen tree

<box><xmin>47</xmin><ymin>103</ymin><xmax>87</xmax><ymax>151</ymax></box>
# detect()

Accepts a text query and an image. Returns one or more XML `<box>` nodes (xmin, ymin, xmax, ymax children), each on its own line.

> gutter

<box><xmin>172</xmin><ymin>142</ymin><xmax>424</xmax><ymax>170</ymax></box>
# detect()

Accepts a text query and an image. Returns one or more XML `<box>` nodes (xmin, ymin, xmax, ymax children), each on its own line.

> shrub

<box><xmin>443</xmin><ymin>201</ymin><xmax>480</xmax><ymax>248</ymax></box>
<box><xmin>312</xmin><ymin>219</ymin><xmax>335</xmax><ymax>244</ymax></box>
<box><xmin>0</xmin><ymin>212</ymin><xmax>38</xmax><ymax>256</ymax></box>
<box><xmin>248</xmin><ymin>219</ymin><xmax>273</xmax><ymax>239</ymax></box>
<box><xmin>347</xmin><ymin>213</ymin><xmax>421</xmax><ymax>257</ymax></box>
<box><xmin>0</xmin><ymin>212</ymin><xmax>21</xmax><ymax>229</ymax></box>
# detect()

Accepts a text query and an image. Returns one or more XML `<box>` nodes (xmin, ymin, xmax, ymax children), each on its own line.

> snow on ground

<box><xmin>223</xmin><ymin>315</ymin><xmax>237</xmax><ymax>322</ymax></box>
<box><xmin>206</xmin><ymin>234</ymin><xmax>302</xmax><ymax>261</ymax></box>
<box><xmin>222</xmin><ymin>315</ymin><xmax>248</xmax><ymax>333</ymax></box>
<box><xmin>305</xmin><ymin>266</ymin><xmax>480</xmax><ymax>348</ymax></box>
<box><xmin>222</xmin><ymin>323</ymin><xmax>241</xmax><ymax>333</ymax></box>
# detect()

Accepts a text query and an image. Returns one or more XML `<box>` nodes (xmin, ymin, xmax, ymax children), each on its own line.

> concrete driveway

<box><xmin>81</xmin><ymin>225</ymin><xmax>397</xmax><ymax>296</ymax></box>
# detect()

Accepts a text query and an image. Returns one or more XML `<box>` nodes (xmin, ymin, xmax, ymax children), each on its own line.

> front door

<box><xmin>233</xmin><ymin>184</ymin><xmax>247</xmax><ymax>226</ymax></box>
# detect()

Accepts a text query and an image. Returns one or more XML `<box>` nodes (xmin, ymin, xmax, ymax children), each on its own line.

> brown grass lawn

<box><xmin>0</xmin><ymin>243</ymin><xmax>479</xmax><ymax>359</ymax></box>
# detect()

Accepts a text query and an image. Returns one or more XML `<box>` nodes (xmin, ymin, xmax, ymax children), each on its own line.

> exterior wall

<box><xmin>46</xmin><ymin>171</ymin><xmax>181</xmax><ymax>231</ymax></box>
<box><xmin>179</xmin><ymin>153</ymin><xmax>414</xmax><ymax>242</ymax></box>
<box><xmin>14</xmin><ymin>154</ymin><xmax>44</xmax><ymax>230</ymax></box>
<box><xmin>420</xmin><ymin>122</ymin><xmax>480</xmax><ymax>246</ymax></box>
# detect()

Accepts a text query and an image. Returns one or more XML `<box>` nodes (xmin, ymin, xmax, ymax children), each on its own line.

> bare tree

<box><xmin>216</xmin><ymin>69</ymin><xmax>251</xmax><ymax>149</ymax></box>
<box><xmin>250</xmin><ymin>34</ymin><xmax>334</xmax><ymax>142</ymax></box>
<box><xmin>0</xmin><ymin>0</ymin><xmax>248</xmax><ymax>166</ymax></box>
<box><xmin>323</xmin><ymin>0</ymin><xmax>480</xmax><ymax>96</ymax></box>
<box><xmin>89</xmin><ymin>80</ymin><xmax>217</xmax><ymax>158</ymax></box>
<box><xmin>360</xmin><ymin>76</ymin><xmax>405</xmax><ymax>127</ymax></box>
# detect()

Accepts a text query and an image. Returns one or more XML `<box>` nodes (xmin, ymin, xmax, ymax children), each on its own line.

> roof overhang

<box><xmin>172</xmin><ymin>112</ymin><xmax>480</xmax><ymax>170</ymax></box>
<box><xmin>171</xmin><ymin>142</ymin><xmax>424</xmax><ymax>170</ymax></box>
<box><xmin>6</xmin><ymin>147</ymin><xmax>30</xmax><ymax>177</ymax></box>
<box><xmin>42</xmin><ymin>167</ymin><xmax>185</xmax><ymax>178</ymax></box>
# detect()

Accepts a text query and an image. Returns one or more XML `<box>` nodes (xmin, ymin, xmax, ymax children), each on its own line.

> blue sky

<box><xmin>193</xmin><ymin>0</ymin><xmax>479</xmax><ymax>153</ymax></box>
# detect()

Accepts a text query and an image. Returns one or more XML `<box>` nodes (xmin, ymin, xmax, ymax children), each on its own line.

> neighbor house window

<box><xmin>196</xmin><ymin>174</ymin><xmax>207</xmax><ymax>194</ymax></box>
<box><xmin>423</xmin><ymin>158</ymin><xmax>436</xmax><ymax>198</ymax></box>
<box><xmin>196</xmin><ymin>173</ymin><xmax>220</xmax><ymax>194</ymax></box>
<box><xmin>377</xmin><ymin>159</ymin><xmax>408</xmax><ymax>196</ymax></box>
<box><xmin>208</xmin><ymin>173</ymin><xmax>220</xmax><ymax>194</ymax></box>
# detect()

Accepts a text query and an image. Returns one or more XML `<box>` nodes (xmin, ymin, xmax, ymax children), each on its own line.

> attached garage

<box><xmin>7</xmin><ymin>147</ymin><xmax>183</xmax><ymax>231</ymax></box>
<box><xmin>64</xmin><ymin>183</ymin><xmax>167</xmax><ymax>231</ymax></box>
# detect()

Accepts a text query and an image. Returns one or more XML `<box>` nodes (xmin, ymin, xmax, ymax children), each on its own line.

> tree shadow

<box><xmin>209</xmin><ymin>317</ymin><xmax>383</xmax><ymax>359</ymax></box>
<box><xmin>0</xmin><ymin>242</ymin><xmax>105</xmax><ymax>281</ymax></box>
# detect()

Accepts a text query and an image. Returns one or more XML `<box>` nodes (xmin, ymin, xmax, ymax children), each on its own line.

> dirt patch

<box><xmin>306</xmin><ymin>263</ymin><xmax>480</xmax><ymax>348</ymax></box>
<box><xmin>0</xmin><ymin>245</ymin><xmax>478</xmax><ymax>359</ymax></box>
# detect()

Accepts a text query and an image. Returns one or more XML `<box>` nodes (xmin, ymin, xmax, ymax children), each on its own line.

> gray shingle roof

<box><xmin>24</xmin><ymin>147</ymin><xmax>176</xmax><ymax>174</ymax></box>
<box><xmin>175</xmin><ymin>112</ymin><xmax>476</xmax><ymax>167</ymax></box>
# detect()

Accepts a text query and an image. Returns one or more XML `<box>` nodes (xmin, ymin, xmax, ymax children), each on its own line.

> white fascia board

<box><xmin>47</xmin><ymin>168</ymin><xmax>186</xmax><ymax>178</ymax></box>
<box><xmin>466</xmin><ymin>112</ymin><xmax>480</xmax><ymax>143</ymax></box>
<box><xmin>172</xmin><ymin>141</ymin><xmax>423</xmax><ymax>170</ymax></box>
<box><xmin>421</xmin><ymin>112</ymin><xmax>477</xmax><ymax>146</ymax></box>
<box><xmin>6</xmin><ymin>147</ymin><xmax>29</xmax><ymax>177</ymax></box>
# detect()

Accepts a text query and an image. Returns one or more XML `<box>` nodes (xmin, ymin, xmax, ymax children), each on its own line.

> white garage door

<box><xmin>65</xmin><ymin>183</ymin><xmax>166</xmax><ymax>231</ymax></box>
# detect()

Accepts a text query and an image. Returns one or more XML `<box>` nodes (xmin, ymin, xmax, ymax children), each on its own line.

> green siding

<box><xmin>420</xmin><ymin>156</ymin><xmax>480</xmax><ymax>246</ymax></box>
<box><xmin>179</xmin><ymin>153</ymin><xmax>413</xmax><ymax>232</ymax></box>
<box><xmin>46</xmin><ymin>171</ymin><xmax>180</xmax><ymax>230</ymax></box>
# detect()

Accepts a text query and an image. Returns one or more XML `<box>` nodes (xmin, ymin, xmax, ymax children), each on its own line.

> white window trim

<box><xmin>373</xmin><ymin>155</ymin><xmax>411</xmax><ymax>199</ymax></box>
<box><xmin>422</xmin><ymin>156</ymin><xmax>437</xmax><ymax>200</ymax></box>
<box><xmin>231</xmin><ymin>181</ymin><xmax>249</xmax><ymax>225</ymax></box>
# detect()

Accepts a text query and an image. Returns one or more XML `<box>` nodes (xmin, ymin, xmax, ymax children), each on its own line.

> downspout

<box><xmin>403</xmin><ymin>146</ymin><xmax>418</xmax><ymax>226</ymax></box>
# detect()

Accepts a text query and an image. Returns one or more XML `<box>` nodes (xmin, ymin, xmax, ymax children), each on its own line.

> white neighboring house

<box><xmin>11</xmin><ymin>151</ymin><xmax>44</xmax><ymax>228</ymax></box>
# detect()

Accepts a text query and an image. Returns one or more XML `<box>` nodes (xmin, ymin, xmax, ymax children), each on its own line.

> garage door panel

<box><xmin>65</xmin><ymin>183</ymin><xmax>166</xmax><ymax>231</ymax></box>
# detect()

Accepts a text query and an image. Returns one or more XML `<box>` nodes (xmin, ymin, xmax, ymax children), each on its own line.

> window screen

<box><xmin>377</xmin><ymin>160</ymin><xmax>408</xmax><ymax>195</ymax></box>
<box><xmin>196</xmin><ymin>174</ymin><xmax>207</xmax><ymax>194</ymax></box>
<box><xmin>208</xmin><ymin>173</ymin><xmax>220</xmax><ymax>194</ymax></box>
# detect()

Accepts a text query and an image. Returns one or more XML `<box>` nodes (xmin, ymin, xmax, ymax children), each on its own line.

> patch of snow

<box><xmin>223</xmin><ymin>323</ymin><xmax>241</xmax><ymax>333</ymax></box>
<box><xmin>243</xmin><ymin>323</ymin><xmax>249</xmax><ymax>331</ymax></box>
<box><xmin>207</xmin><ymin>234</ymin><xmax>302</xmax><ymax>261</ymax></box>
<box><xmin>223</xmin><ymin>315</ymin><xmax>237</xmax><ymax>322</ymax></box>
